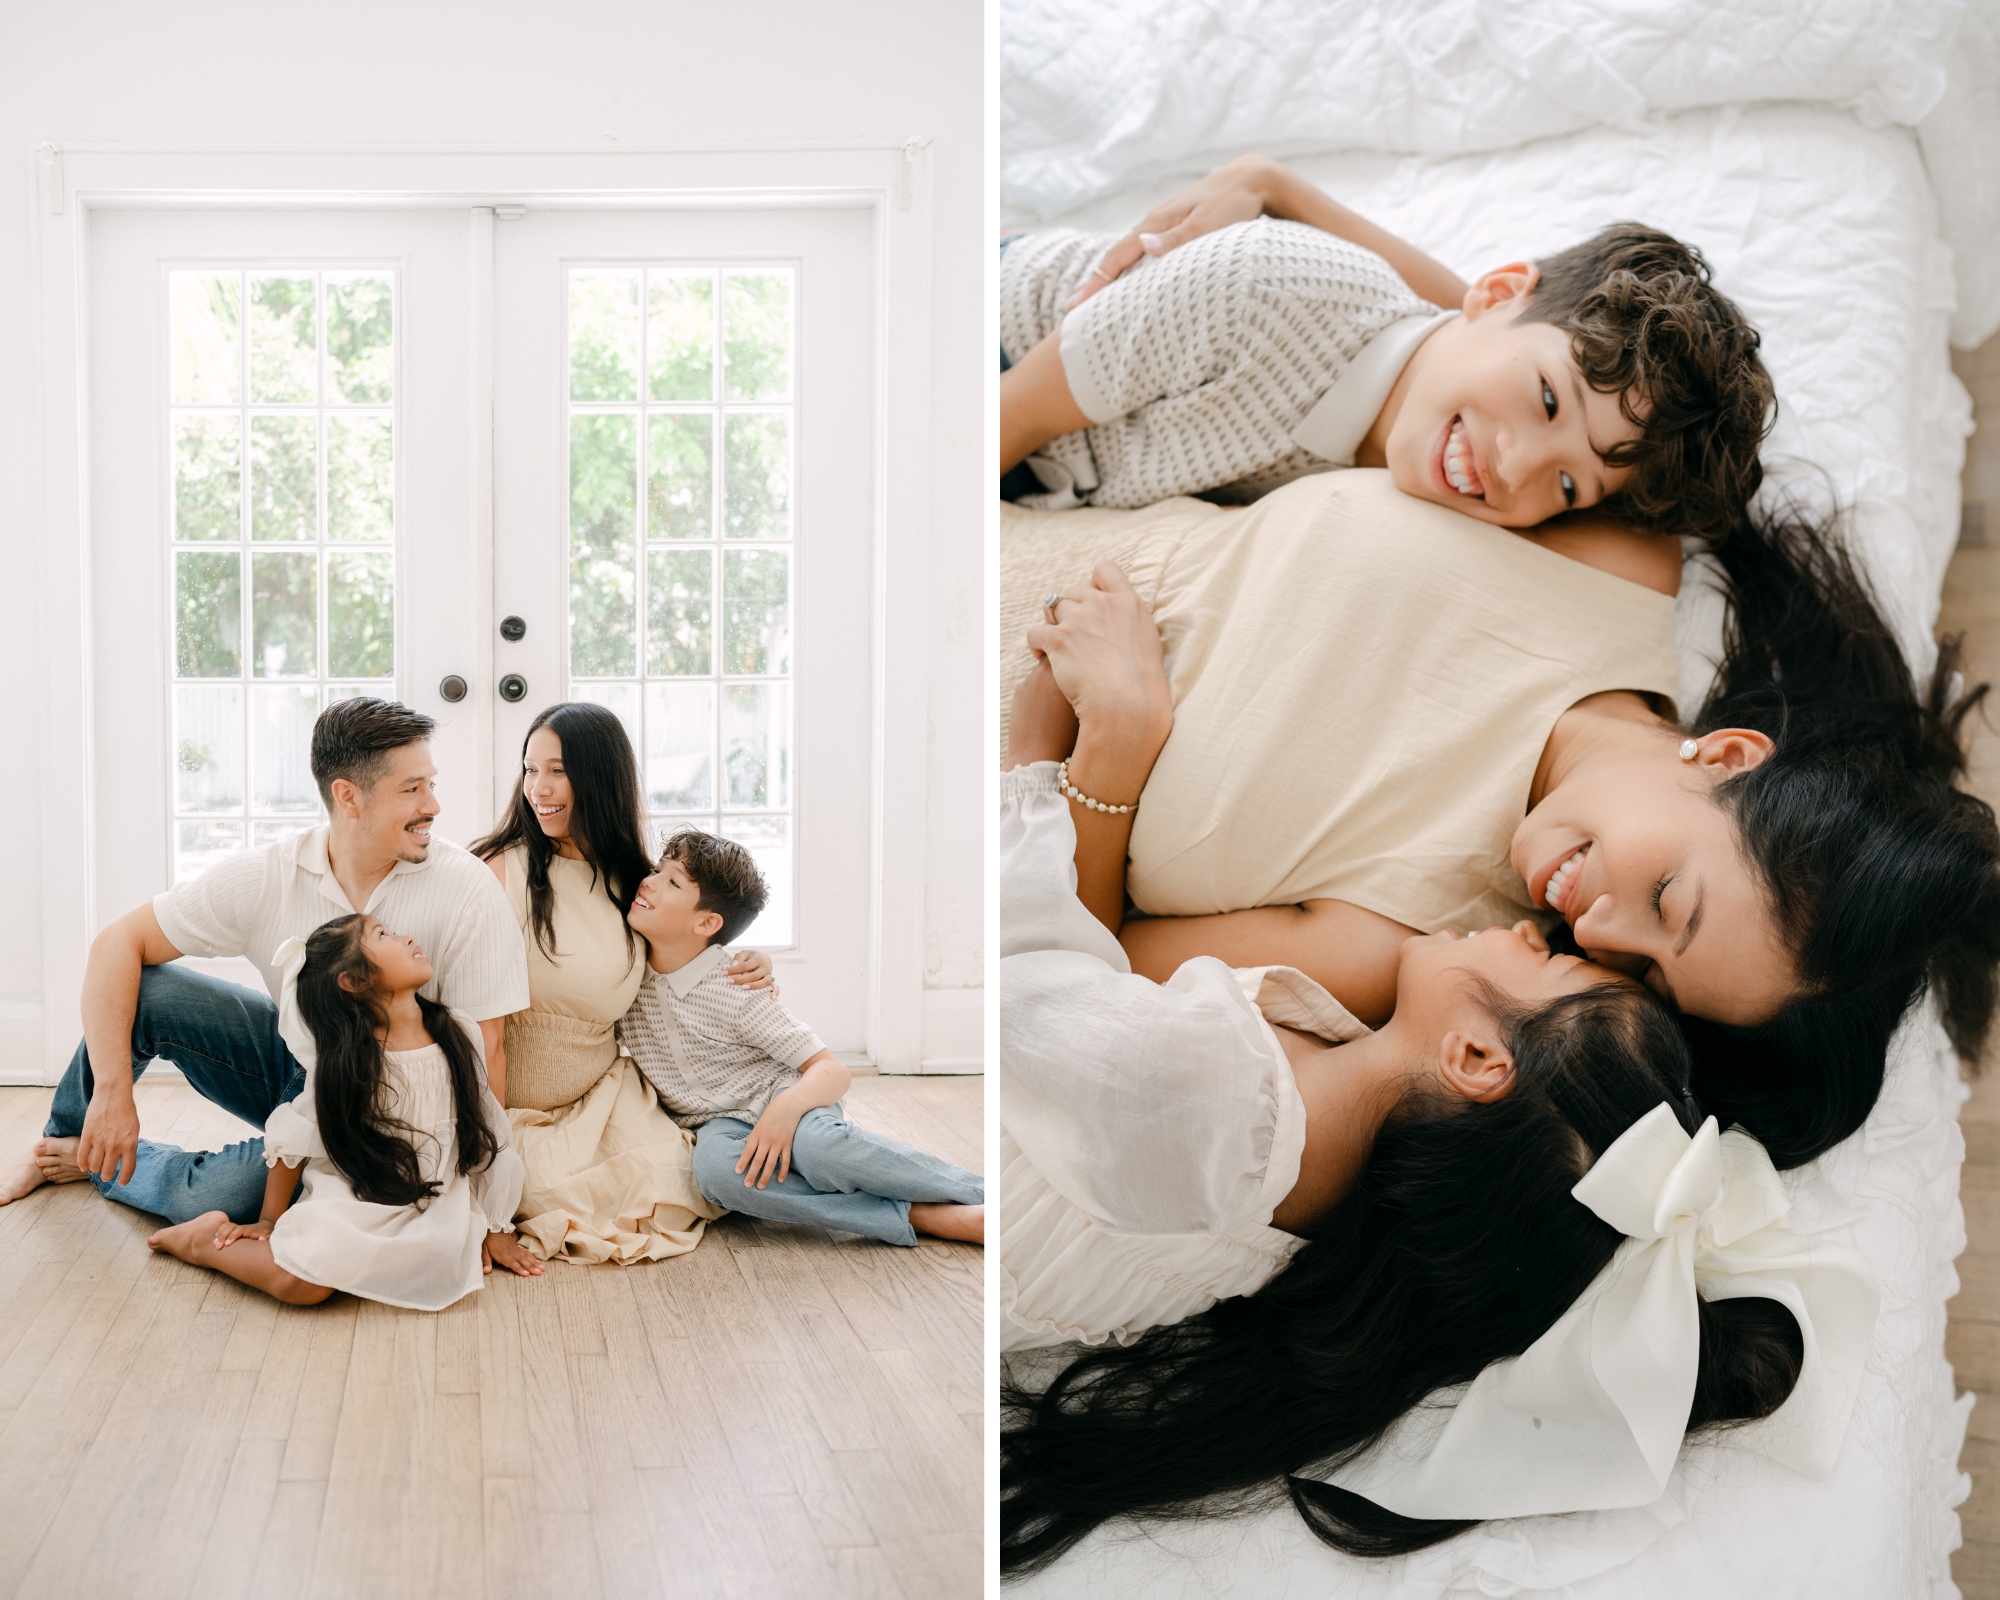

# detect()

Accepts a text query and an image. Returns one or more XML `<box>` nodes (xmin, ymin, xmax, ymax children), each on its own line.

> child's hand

<box><xmin>482</xmin><ymin>1231</ymin><xmax>545</xmax><ymax>1277</ymax></box>
<box><xmin>725</xmin><ymin>950</ymin><xmax>776</xmax><ymax>992</ymax></box>
<box><xmin>737</xmin><ymin>1100</ymin><xmax>805</xmax><ymax>1189</ymax></box>
<box><xmin>214</xmin><ymin>1218</ymin><xmax>277</xmax><ymax>1249</ymax></box>
<box><xmin>1064</xmin><ymin>154</ymin><xmax>1281</xmax><ymax>310</ymax></box>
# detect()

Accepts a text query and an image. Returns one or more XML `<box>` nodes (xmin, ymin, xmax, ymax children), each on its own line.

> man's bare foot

<box><xmin>0</xmin><ymin>1154</ymin><xmax>46</xmax><ymax>1206</ymax></box>
<box><xmin>147</xmin><ymin>1210</ymin><xmax>230</xmax><ymax>1265</ymax></box>
<box><xmin>910</xmin><ymin>1202</ymin><xmax>984</xmax><ymax>1245</ymax></box>
<box><xmin>32</xmin><ymin>1137</ymin><xmax>86</xmax><ymax>1185</ymax></box>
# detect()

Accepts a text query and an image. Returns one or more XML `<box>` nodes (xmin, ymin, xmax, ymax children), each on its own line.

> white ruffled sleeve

<box><xmin>1000</xmin><ymin>762</ymin><xmax>1300</xmax><ymax>1237</ymax></box>
<box><xmin>262</xmin><ymin>1074</ymin><xmax>326</xmax><ymax>1166</ymax></box>
<box><xmin>448</xmin><ymin>1006</ymin><xmax>524</xmax><ymax>1233</ymax></box>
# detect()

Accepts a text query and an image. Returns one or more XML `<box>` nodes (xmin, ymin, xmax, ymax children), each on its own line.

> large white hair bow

<box><xmin>1313</xmin><ymin>1103</ymin><xmax>1880</xmax><ymax>1520</ymax></box>
<box><xmin>272</xmin><ymin>935</ymin><xmax>317</xmax><ymax>1072</ymax></box>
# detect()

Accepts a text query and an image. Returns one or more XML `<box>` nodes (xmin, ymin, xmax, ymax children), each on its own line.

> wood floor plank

<box><xmin>590</xmin><ymin>1268</ymin><xmax>680</xmax><ymax>1471</ymax></box>
<box><xmin>248</xmin><ymin>1479</ymin><xmax>327</xmax><ymax>1600</ymax></box>
<box><xmin>572</xmin><ymin>1348</ymin><xmax>661</xmax><ymax>1600</ymax></box>
<box><xmin>514</xmin><ymin>1272</ymin><xmax>592</xmax><ymax>1515</ymax></box>
<box><xmin>741</xmin><ymin>1357</ymin><xmax>877</xmax><ymax>1549</ymax></box>
<box><xmin>477</xmin><ymin>1272</ymin><xmax>532</xmax><ymax>1481</ymax></box>
<box><xmin>481</xmin><ymin>1477</ymin><xmax>540</xmax><ymax>1600</ymax></box>
<box><xmin>422</xmin><ymin>1389</ymin><xmax>486</xmax><ymax>1600</ymax></box>
<box><xmin>276</xmin><ymin>1297</ymin><xmax>358</xmax><ymax>1482</ymax></box>
<box><xmin>190</xmin><ymin>1437</ymin><xmax>288</xmax><ymax>1600</ymax></box>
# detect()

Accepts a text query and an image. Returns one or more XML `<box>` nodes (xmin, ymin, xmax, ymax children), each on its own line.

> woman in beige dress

<box><xmin>473</xmin><ymin>701</ymin><xmax>770</xmax><ymax>1263</ymax></box>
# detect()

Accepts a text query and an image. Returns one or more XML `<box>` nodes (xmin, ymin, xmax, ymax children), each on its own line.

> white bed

<box><xmin>1002</xmin><ymin>2</ymin><xmax>2000</xmax><ymax>1593</ymax></box>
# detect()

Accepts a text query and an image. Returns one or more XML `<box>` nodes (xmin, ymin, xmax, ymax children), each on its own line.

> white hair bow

<box><xmin>272</xmin><ymin>935</ymin><xmax>317</xmax><ymax>1072</ymax></box>
<box><xmin>1313</xmin><ymin>1103</ymin><xmax>1879</xmax><ymax>1520</ymax></box>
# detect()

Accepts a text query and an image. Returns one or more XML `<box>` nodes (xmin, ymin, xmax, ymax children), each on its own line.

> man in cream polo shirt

<box><xmin>0</xmin><ymin>698</ymin><xmax>529</xmax><ymax>1223</ymax></box>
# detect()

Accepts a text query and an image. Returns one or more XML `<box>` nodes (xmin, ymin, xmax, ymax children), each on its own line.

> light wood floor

<box><xmin>1942</xmin><ymin>330</ymin><xmax>2000</xmax><ymax>1599</ymax></box>
<box><xmin>0</xmin><ymin>1073</ymin><xmax>983</xmax><ymax>1600</ymax></box>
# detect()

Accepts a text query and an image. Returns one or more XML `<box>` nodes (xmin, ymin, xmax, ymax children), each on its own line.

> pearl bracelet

<box><xmin>1057</xmin><ymin>759</ymin><xmax>1136</xmax><ymax>815</ymax></box>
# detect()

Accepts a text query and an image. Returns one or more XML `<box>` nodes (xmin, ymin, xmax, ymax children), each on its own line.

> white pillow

<box><xmin>1002</xmin><ymin>0</ymin><xmax>1962</xmax><ymax>224</ymax></box>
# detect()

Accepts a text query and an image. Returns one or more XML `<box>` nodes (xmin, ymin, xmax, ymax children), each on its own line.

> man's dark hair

<box><xmin>1523</xmin><ymin>223</ymin><xmax>1774</xmax><ymax>542</ymax></box>
<box><xmin>310</xmin><ymin>698</ymin><xmax>436</xmax><ymax>808</ymax></box>
<box><xmin>660</xmin><ymin>829</ymin><xmax>768</xmax><ymax>946</ymax></box>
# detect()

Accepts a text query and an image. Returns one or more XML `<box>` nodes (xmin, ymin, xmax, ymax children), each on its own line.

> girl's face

<box><xmin>1509</xmin><ymin>733</ymin><xmax>1794</xmax><ymax>1028</ymax></box>
<box><xmin>1387</xmin><ymin>921</ymin><xmax>1632</xmax><ymax>1102</ymax></box>
<box><xmin>360</xmin><ymin>917</ymin><xmax>433</xmax><ymax>993</ymax></box>
<box><xmin>522</xmin><ymin>725</ymin><xmax>574</xmax><ymax>841</ymax></box>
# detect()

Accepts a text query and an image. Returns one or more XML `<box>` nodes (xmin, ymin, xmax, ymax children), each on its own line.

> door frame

<box><xmin>26</xmin><ymin>141</ymin><xmax>938</xmax><ymax>1083</ymax></box>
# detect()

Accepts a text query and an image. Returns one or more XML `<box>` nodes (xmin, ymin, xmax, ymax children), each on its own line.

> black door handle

<box><xmin>498</xmin><ymin>674</ymin><xmax>528</xmax><ymax>703</ymax></box>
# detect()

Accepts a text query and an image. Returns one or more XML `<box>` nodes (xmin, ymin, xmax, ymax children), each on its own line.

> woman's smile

<box><xmin>1535</xmin><ymin>843</ymin><xmax>1591</xmax><ymax>917</ymax></box>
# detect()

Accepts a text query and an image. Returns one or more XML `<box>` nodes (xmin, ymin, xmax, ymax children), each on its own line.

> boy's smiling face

<box><xmin>628</xmin><ymin>854</ymin><xmax>724</xmax><ymax>949</ymax></box>
<box><xmin>1375</xmin><ymin>264</ymin><xmax>1645</xmax><ymax>530</ymax></box>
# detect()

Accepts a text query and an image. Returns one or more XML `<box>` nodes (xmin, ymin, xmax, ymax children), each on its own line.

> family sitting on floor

<box><xmin>0</xmin><ymin>696</ymin><xmax>983</xmax><ymax>1312</ymax></box>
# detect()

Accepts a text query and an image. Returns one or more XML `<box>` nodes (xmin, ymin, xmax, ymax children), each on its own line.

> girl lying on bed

<box><xmin>999</xmin><ymin>702</ymin><xmax>1879</xmax><ymax>1574</ymax></box>
<box><xmin>1001</xmin><ymin>475</ymin><xmax>2000</xmax><ymax>1170</ymax></box>
<box><xmin>146</xmin><ymin>914</ymin><xmax>533</xmax><ymax>1309</ymax></box>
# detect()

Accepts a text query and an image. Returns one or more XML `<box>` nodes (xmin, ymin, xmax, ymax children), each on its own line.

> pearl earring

<box><xmin>1679</xmin><ymin>739</ymin><xmax>1699</xmax><ymax>761</ymax></box>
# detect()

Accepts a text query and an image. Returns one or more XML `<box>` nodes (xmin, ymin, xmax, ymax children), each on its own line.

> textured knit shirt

<box><xmin>618</xmin><ymin>945</ymin><xmax>828</xmax><ymax>1130</ymax></box>
<box><xmin>999</xmin><ymin>219</ymin><xmax>1437</xmax><ymax>509</ymax></box>
<box><xmin>153</xmin><ymin>827</ymin><xmax>530</xmax><ymax>1021</ymax></box>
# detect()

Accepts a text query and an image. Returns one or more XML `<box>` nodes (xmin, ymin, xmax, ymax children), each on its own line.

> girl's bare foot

<box><xmin>32</xmin><ymin>1137</ymin><xmax>86</xmax><ymax>1184</ymax></box>
<box><xmin>910</xmin><ymin>1202</ymin><xmax>984</xmax><ymax>1245</ymax></box>
<box><xmin>148</xmin><ymin>1210</ymin><xmax>232</xmax><ymax>1264</ymax></box>
<box><xmin>0</xmin><ymin>1154</ymin><xmax>46</xmax><ymax>1205</ymax></box>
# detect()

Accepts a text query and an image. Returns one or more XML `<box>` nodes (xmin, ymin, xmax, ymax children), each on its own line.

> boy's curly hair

<box><xmin>1523</xmin><ymin>223</ymin><xmax>1774</xmax><ymax>542</ymax></box>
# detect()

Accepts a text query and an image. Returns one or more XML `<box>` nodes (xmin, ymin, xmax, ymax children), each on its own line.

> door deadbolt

<box><xmin>499</xmin><ymin>615</ymin><xmax>526</xmax><ymax>641</ymax></box>
<box><xmin>498</xmin><ymin>674</ymin><xmax>529</xmax><ymax>703</ymax></box>
<box><xmin>438</xmin><ymin>675</ymin><xmax>468</xmax><ymax>704</ymax></box>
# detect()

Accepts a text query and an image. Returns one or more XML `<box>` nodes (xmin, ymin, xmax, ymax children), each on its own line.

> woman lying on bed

<box><xmin>999</xmin><ymin>636</ymin><xmax>1878</xmax><ymax>1573</ymax></box>
<box><xmin>1001</xmin><ymin>476</ymin><xmax>2000</xmax><ymax>1169</ymax></box>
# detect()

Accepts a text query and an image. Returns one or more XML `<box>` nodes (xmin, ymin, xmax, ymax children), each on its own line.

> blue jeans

<box><xmin>44</xmin><ymin>964</ymin><xmax>304</xmax><ymax>1225</ymax></box>
<box><xmin>691</xmin><ymin>1104</ymin><xmax>984</xmax><ymax>1248</ymax></box>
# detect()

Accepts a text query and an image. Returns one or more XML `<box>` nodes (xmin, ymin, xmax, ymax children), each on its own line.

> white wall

<box><xmin>0</xmin><ymin>0</ymin><xmax>984</xmax><ymax>1066</ymax></box>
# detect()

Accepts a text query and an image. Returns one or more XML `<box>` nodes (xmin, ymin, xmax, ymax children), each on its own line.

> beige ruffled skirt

<box><xmin>505</xmin><ymin>1013</ymin><xmax>722</xmax><ymax>1263</ymax></box>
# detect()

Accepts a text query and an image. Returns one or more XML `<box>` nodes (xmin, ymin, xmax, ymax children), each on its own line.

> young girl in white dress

<box><xmin>146</xmin><ymin>913</ymin><xmax>538</xmax><ymax>1309</ymax></box>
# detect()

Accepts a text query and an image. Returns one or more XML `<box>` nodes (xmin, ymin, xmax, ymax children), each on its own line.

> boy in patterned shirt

<box><xmin>619</xmin><ymin>830</ymin><xmax>984</xmax><ymax>1246</ymax></box>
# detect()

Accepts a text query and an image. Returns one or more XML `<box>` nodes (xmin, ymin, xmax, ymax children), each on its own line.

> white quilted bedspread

<box><xmin>1003</xmin><ymin>7</ymin><xmax>1989</xmax><ymax>1593</ymax></box>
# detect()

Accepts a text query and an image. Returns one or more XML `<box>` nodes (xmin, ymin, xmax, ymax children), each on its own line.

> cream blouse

<box><xmin>999</xmin><ymin>469</ymin><xmax>1681</xmax><ymax>933</ymax></box>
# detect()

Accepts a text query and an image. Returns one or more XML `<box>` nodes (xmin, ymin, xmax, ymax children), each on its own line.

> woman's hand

<box><xmin>214</xmin><ymin>1218</ymin><xmax>277</xmax><ymax>1249</ymax></box>
<box><xmin>725</xmin><ymin>950</ymin><xmax>776</xmax><ymax>992</ymax></box>
<box><xmin>1026</xmin><ymin>563</ymin><xmax>1174</xmax><ymax>787</ymax></box>
<box><xmin>1065</xmin><ymin>155</ymin><xmax>1285</xmax><ymax>311</ymax></box>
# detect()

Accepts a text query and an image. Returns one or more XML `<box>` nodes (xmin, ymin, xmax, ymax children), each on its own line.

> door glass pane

<box><xmin>568</xmin><ymin>262</ymin><xmax>796</xmax><ymax>943</ymax></box>
<box><xmin>249</xmin><ymin>275</ymin><xmax>318</xmax><ymax>403</ymax></box>
<box><xmin>570</xmin><ymin>270</ymin><xmax>640</xmax><ymax>402</ymax></box>
<box><xmin>171</xmin><ymin>275</ymin><xmax>240</xmax><ymax>405</ymax></box>
<box><xmin>250</xmin><ymin>415</ymin><xmax>318</xmax><ymax>540</ymax></box>
<box><xmin>173</xmin><ymin>414</ymin><xmax>240</xmax><ymax>541</ymax></box>
<box><xmin>569</xmin><ymin>413</ymin><xmax>638</xmax><ymax>676</ymax></box>
<box><xmin>722</xmin><ymin>412</ymin><xmax>790</xmax><ymax>540</ymax></box>
<box><xmin>250</xmin><ymin>685</ymin><xmax>322</xmax><ymax>812</ymax></box>
<box><xmin>326</xmin><ymin>274</ymin><xmax>394</xmax><ymax>403</ymax></box>
<box><xmin>327</xmin><ymin>414</ymin><xmax>393</xmax><ymax>540</ymax></box>
<box><xmin>168</xmin><ymin>267</ymin><xmax>397</xmax><ymax>881</ymax></box>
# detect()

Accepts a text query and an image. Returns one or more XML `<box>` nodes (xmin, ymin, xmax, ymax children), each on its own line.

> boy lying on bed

<box><xmin>999</xmin><ymin>155</ymin><xmax>1773</xmax><ymax>561</ymax></box>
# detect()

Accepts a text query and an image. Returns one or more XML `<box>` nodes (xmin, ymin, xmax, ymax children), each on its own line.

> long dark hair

<box><xmin>1681</xmin><ymin>503</ymin><xmax>2000</xmax><ymax>1167</ymax></box>
<box><xmin>472</xmin><ymin>702</ymin><xmax>652</xmax><ymax>963</ymax></box>
<box><xmin>1000</xmin><ymin>982</ymin><xmax>1805</xmax><ymax>1575</ymax></box>
<box><xmin>294</xmin><ymin>914</ymin><xmax>502</xmax><ymax>1207</ymax></box>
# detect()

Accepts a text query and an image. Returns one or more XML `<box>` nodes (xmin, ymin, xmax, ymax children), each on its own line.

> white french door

<box><xmin>86</xmin><ymin>202</ymin><xmax>877</xmax><ymax>1050</ymax></box>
